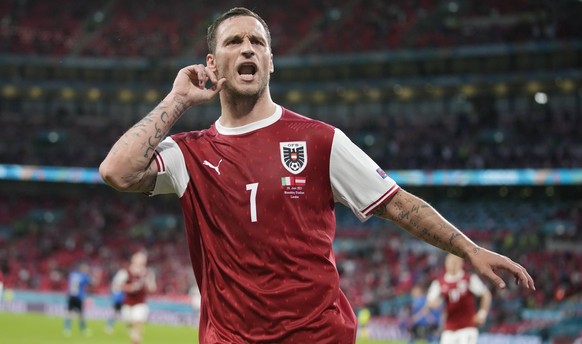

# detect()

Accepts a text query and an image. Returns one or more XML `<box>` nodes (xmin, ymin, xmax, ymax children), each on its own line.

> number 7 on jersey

<box><xmin>246</xmin><ymin>183</ymin><xmax>258</xmax><ymax>222</ymax></box>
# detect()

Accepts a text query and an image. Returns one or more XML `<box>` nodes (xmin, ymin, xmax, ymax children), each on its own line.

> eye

<box><xmin>226</xmin><ymin>37</ymin><xmax>242</xmax><ymax>46</ymax></box>
<box><xmin>251</xmin><ymin>37</ymin><xmax>265</xmax><ymax>46</ymax></box>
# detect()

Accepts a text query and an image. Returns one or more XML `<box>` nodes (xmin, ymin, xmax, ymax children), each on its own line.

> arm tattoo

<box><xmin>134</xmin><ymin>103</ymin><xmax>177</xmax><ymax>159</ymax></box>
<box><xmin>160</xmin><ymin>111</ymin><xmax>169</xmax><ymax>124</ymax></box>
<box><xmin>449</xmin><ymin>233</ymin><xmax>460</xmax><ymax>246</ymax></box>
<box><xmin>377</xmin><ymin>191</ymin><xmax>473</xmax><ymax>258</ymax></box>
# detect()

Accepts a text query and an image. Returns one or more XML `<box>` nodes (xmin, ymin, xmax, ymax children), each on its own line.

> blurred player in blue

<box><xmin>105</xmin><ymin>267</ymin><xmax>126</xmax><ymax>334</ymax></box>
<box><xmin>408</xmin><ymin>284</ymin><xmax>440</xmax><ymax>343</ymax></box>
<box><xmin>63</xmin><ymin>261</ymin><xmax>92</xmax><ymax>337</ymax></box>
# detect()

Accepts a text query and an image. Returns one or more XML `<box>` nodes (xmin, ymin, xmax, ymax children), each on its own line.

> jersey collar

<box><xmin>215</xmin><ymin>104</ymin><xmax>282</xmax><ymax>135</ymax></box>
<box><xmin>444</xmin><ymin>271</ymin><xmax>465</xmax><ymax>283</ymax></box>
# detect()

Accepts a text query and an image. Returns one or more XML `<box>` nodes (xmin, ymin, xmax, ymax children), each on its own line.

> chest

<box><xmin>183</xmin><ymin>130</ymin><xmax>332</xmax><ymax>202</ymax></box>
<box><xmin>441</xmin><ymin>278</ymin><xmax>471</xmax><ymax>303</ymax></box>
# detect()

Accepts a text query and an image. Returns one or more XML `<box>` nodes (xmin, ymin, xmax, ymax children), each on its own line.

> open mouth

<box><xmin>238</xmin><ymin>63</ymin><xmax>257</xmax><ymax>77</ymax></box>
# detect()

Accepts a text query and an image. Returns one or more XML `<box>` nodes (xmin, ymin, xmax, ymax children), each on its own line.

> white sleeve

<box><xmin>469</xmin><ymin>274</ymin><xmax>488</xmax><ymax>296</ymax></box>
<box><xmin>330</xmin><ymin>128</ymin><xmax>399</xmax><ymax>221</ymax></box>
<box><xmin>150</xmin><ymin>136</ymin><xmax>190</xmax><ymax>197</ymax></box>
<box><xmin>146</xmin><ymin>269</ymin><xmax>157</xmax><ymax>290</ymax></box>
<box><xmin>426</xmin><ymin>280</ymin><xmax>441</xmax><ymax>303</ymax></box>
<box><xmin>112</xmin><ymin>269</ymin><xmax>128</xmax><ymax>292</ymax></box>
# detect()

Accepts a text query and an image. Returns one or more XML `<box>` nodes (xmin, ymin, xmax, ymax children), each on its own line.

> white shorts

<box><xmin>121</xmin><ymin>303</ymin><xmax>149</xmax><ymax>323</ymax></box>
<box><xmin>440</xmin><ymin>327</ymin><xmax>479</xmax><ymax>344</ymax></box>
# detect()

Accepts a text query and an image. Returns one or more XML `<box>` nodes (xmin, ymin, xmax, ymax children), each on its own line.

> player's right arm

<box><xmin>99</xmin><ymin>64</ymin><xmax>225</xmax><ymax>193</ymax></box>
<box><xmin>425</xmin><ymin>280</ymin><xmax>443</xmax><ymax>309</ymax></box>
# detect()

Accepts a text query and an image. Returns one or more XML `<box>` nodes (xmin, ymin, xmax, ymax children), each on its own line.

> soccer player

<box><xmin>426</xmin><ymin>253</ymin><xmax>492</xmax><ymax>344</ymax></box>
<box><xmin>63</xmin><ymin>261</ymin><xmax>92</xmax><ymax>337</ymax></box>
<box><xmin>408</xmin><ymin>284</ymin><xmax>440</xmax><ymax>343</ymax></box>
<box><xmin>105</xmin><ymin>267</ymin><xmax>126</xmax><ymax>334</ymax></box>
<box><xmin>99</xmin><ymin>7</ymin><xmax>535</xmax><ymax>343</ymax></box>
<box><xmin>0</xmin><ymin>269</ymin><xmax>4</xmax><ymax>302</ymax></box>
<box><xmin>117</xmin><ymin>251</ymin><xmax>157</xmax><ymax>344</ymax></box>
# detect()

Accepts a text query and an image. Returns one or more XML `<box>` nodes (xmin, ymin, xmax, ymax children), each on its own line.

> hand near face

<box><xmin>171</xmin><ymin>64</ymin><xmax>226</xmax><ymax>107</ymax></box>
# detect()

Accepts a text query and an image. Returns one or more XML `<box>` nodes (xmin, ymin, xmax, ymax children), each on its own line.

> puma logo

<box><xmin>203</xmin><ymin>159</ymin><xmax>223</xmax><ymax>175</ymax></box>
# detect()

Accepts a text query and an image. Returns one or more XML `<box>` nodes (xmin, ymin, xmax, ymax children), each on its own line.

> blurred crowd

<box><xmin>0</xmin><ymin>189</ymin><xmax>194</xmax><ymax>297</ymax></box>
<box><xmin>1</xmin><ymin>0</ymin><xmax>581</xmax><ymax>340</ymax></box>
<box><xmin>334</xmin><ymin>190</ymin><xmax>582</xmax><ymax>323</ymax></box>
<box><xmin>1</xmin><ymin>0</ymin><xmax>580</xmax><ymax>58</ymax></box>
<box><xmin>0</xmin><ymin>184</ymin><xmax>581</xmax><ymax>335</ymax></box>
<box><xmin>1</xmin><ymin>103</ymin><xmax>580</xmax><ymax>170</ymax></box>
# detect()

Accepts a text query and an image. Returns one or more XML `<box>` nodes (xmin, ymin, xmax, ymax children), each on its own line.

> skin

<box><xmin>99</xmin><ymin>14</ymin><xmax>535</xmax><ymax>292</ymax></box>
<box><xmin>373</xmin><ymin>190</ymin><xmax>534</xmax><ymax>289</ymax></box>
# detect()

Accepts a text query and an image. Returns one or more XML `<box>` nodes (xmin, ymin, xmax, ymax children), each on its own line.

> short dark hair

<box><xmin>207</xmin><ymin>7</ymin><xmax>271</xmax><ymax>54</ymax></box>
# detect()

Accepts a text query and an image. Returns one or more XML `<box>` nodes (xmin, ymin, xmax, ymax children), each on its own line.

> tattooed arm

<box><xmin>375</xmin><ymin>188</ymin><xmax>536</xmax><ymax>290</ymax></box>
<box><xmin>99</xmin><ymin>65</ymin><xmax>225</xmax><ymax>192</ymax></box>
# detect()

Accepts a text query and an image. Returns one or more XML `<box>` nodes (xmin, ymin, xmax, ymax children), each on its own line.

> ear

<box><xmin>269</xmin><ymin>53</ymin><xmax>274</xmax><ymax>73</ymax></box>
<box><xmin>206</xmin><ymin>54</ymin><xmax>217</xmax><ymax>72</ymax></box>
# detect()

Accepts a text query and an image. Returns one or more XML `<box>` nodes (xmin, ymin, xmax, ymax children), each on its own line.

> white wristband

<box><xmin>477</xmin><ymin>309</ymin><xmax>488</xmax><ymax>318</ymax></box>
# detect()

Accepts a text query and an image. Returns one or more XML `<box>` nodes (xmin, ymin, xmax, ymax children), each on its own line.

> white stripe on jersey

<box><xmin>151</xmin><ymin>137</ymin><xmax>189</xmax><ymax>197</ymax></box>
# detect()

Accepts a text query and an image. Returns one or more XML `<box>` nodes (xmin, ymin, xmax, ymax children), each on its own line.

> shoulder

<box><xmin>280</xmin><ymin>107</ymin><xmax>335</xmax><ymax>132</ymax></box>
<box><xmin>170</xmin><ymin>129</ymin><xmax>212</xmax><ymax>145</ymax></box>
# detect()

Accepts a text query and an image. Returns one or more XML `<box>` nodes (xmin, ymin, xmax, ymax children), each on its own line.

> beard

<box><xmin>219</xmin><ymin>68</ymin><xmax>271</xmax><ymax>101</ymax></box>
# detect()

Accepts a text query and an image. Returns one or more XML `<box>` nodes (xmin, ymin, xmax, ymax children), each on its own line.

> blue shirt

<box><xmin>67</xmin><ymin>270</ymin><xmax>91</xmax><ymax>299</ymax></box>
<box><xmin>411</xmin><ymin>295</ymin><xmax>440</xmax><ymax>327</ymax></box>
<box><xmin>112</xmin><ymin>290</ymin><xmax>125</xmax><ymax>304</ymax></box>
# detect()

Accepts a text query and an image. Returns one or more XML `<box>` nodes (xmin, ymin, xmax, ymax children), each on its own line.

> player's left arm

<box><xmin>374</xmin><ymin>188</ymin><xmax>535</xmax><ymax>290</ymax></box>
<box><xmin>146</xmin><ymin>269</ymin><xmax>157</xmax><ymax>293</ymax></box>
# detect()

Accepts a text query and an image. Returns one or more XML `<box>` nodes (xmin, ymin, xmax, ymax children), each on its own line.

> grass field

<box><xmin>0</xmin><ymin>312</ymin><xmax>404</xmax><ymax>344</ymax></box>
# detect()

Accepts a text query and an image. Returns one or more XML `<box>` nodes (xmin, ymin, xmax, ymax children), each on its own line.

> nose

<box><xmin>241</xmin><ymin>38</ymin><xmax>254</xmax><ymax>57</ymax></box>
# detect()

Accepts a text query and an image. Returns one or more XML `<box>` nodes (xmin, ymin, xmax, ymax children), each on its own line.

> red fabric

<box><xmin>438</xmin><ymin>273</ymin><xmax>477</xmax><ymax>331</ymax></box>
<box><xmin>174</xmin><ymin>108</ymin><xmax>357</xmax><ymax>343</ymax></box>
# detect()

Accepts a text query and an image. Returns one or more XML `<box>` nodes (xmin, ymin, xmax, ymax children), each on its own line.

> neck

<box><xmin>218</xmin><ymin>89</ymin><xmax>276</xmax><ymax>128</ymax></box>
<box><xmin>445</xmin><ymin>270</ymin><xmax>464</xmax><ymax>281</ymax></box>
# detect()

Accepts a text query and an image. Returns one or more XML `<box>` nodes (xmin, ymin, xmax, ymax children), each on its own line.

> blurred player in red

<box><xmin>117</xmin><ymin>251</ymin><xmax>157</xmax><ymax>344</ymax></box>
<box><xmin>100</xmin><ymin>6</ymin><xmax>535</xmax><ymax>343</ymax></box>
<box><xmin>426</xmin><ymin>253</ymin><xmax>492</xmax><ymax>344</ymax></box>
<box><xmin>0</xmin><ymin>269</ymin><xmax>4</xmax><ymax>302</ymax></box>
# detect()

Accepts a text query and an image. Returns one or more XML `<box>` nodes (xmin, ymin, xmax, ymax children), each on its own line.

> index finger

<box><xmin>204</xmin><ymin>66</ymin><xmax>219</xmax><ymax>86</ymax></box>
<box><xmin>512</xmin><ymin>261</ymin><xmax>536</xmax><ymax>290</ymax></box>
<box><xmin>179</xmin><ymin>64</ymin><xmax>206</xmax><ymax>86</ymax></box>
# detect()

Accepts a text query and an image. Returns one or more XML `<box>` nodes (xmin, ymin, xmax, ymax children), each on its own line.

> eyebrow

<box><xmin>222</xmin><ymin>33</ymin><xmax>266</xmax><ymax>45</ymax></box>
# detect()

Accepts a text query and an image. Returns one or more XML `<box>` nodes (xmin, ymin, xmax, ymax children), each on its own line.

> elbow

<box><xmin>99</xmin><ymin>160</ymin><xmax>132</xmax><ymax>191</ymax></box>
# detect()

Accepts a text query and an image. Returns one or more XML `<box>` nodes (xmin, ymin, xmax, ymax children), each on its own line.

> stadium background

<box><xmin>0</xmin><ymin>0</ymin><xmax>581</xmax><ymax>343</ymax></box>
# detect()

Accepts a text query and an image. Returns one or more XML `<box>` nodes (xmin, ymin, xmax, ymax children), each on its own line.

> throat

<box><xmin>219</xmin><ymin>96</ymin><xmax>276</xmax><ymax>128</ymax></box>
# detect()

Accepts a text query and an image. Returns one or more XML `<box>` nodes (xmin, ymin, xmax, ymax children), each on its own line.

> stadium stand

<box><xmin>1</xmin><ymin>0</ymin><xmax>581</xmax><ymax>341</ymax></box>
<box><xmin>1</xmin><ymin>182</ymin><xmax>581</xmax><ymax>338</ymax></box>
<box><xmin>2</xmin><ymin>0</ymin><xmax>581</xmax><ymax>57</ymax></box>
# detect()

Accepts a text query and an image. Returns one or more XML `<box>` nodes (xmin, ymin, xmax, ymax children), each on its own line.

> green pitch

<box><xmin>0</xmin><ymin>312</ymin><xmax>403</xmax><ymax>344</ymax></box>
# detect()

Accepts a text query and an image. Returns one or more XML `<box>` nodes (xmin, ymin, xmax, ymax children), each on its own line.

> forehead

<box><xmin>215</xmin><ymin>15</ymin><xmax>268</xmax><ymax>41</ymax></box>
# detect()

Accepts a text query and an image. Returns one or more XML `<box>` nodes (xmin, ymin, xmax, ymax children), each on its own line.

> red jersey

<box><xmin>153</xmin><ymin>106</ymin><xmax>399</xmax><ymax>343</ymax></box>
<box><xmin>121</xmin><ymin>268</ymin><xmax>151</xmax><ymax>306</ymax></box>
<box><xmin>428</xmin><ymin>272</ymin><xmax>487</xmax><ymax>331</ymax></box>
